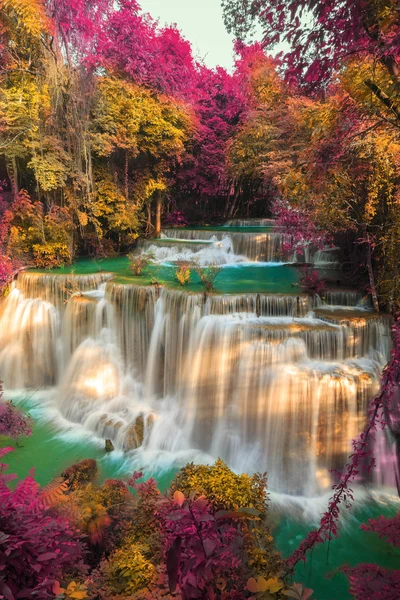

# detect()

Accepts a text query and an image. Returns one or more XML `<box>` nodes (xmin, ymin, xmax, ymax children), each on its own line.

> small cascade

<box><xmin>0</xmin><ymin>286</ymin><xmax>59</xmax><ymax>388</ymax></box>
<box><xmin>139</xmin><ymin>235</ymin><xmax>247</xmax><ymax>265</ymax></box>
<box><xmin>161</xmin><ymin>228</ymin><xmax>292</xmax><ymax>262</ymax></box>
<box><xmin>15</xmin><ymin>271</ymin><xmax>113</xmax><ymax>309</ymax></box>
<box><xmin>315</xmin><ymin>290</ymin><xmax>367</xmax><ymax>307</ymax></box>
<box><xmin>224</xmin><ymin>218</ymin><xmax>275</xmax><ymax>227</ymax></box>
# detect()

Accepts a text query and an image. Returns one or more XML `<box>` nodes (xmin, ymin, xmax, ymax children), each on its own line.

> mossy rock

<box><xmin>61</xmin><ymin>458</ymin><xmax>98</xmax><ymax>489</ymax></box>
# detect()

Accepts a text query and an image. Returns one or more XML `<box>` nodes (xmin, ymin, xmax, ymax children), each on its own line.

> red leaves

<box><xmin>166</xmin><ymin>535</ymin><xmax>182</xmax><ymax>593</ymax></box>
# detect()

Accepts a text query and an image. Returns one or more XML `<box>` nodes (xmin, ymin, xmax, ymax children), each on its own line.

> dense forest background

<box><xmin>0</xmin><ymin>0</ymin><xmax>400</xmax><ymax>309</ymax></box>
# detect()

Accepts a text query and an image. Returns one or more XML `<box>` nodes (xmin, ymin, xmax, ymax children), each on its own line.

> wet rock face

<box><xmin>105</xmin><ymin>438</ymin><xmax>114</xmax><ymax>452</ymax></box>
<box><xmin>123</xmin><ymin>414</ymin><xmax>155</xmax><ymax>451</ymax></box>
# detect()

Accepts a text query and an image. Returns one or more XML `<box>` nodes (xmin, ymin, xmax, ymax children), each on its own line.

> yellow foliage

<box><xmin>175</xmin><ymin>262</ymin><xmax>191</xmax><ymax>286</ymax></box>
<box><xmin>103</xmin><ymin>542</ymin><xmax>156</xmax><ymax>595</ymax></box>
<box><xmin>171</xmin><ymin>459</ymin><xmax>281</xmax><ymax>577</ymax></box>
<box><xmin>0</xmin><ymin>0</ymin><xmax>53</xmax><ymax>39</ymax></box>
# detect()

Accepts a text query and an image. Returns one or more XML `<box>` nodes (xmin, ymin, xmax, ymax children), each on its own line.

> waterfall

<box><xmin>0</xmin><ymin>269</ymin><xmax>394</xmax><ymax>497</ymax></box>
<box><xmin>224</xmin><ymin>218</ymin><xmax>276</xmax><ymax>227</ymax></box>
<box><xmin>161</xmin><ymin>229</ymin><xmax>292</xmax><ymax>262</ymax></box>
<box><xmin>139</xmin><ymin>236</ymin><xmax>247</xmax><ymax>265</ymax></box>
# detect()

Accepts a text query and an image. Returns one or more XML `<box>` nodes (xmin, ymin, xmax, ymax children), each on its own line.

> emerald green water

<box><xmin>2</xmin><ymin>396</ymin><xmax>175</xmax><ymax>491</ymax></box>
<box><xmin>3</xmin><ymin>414</ymin><xmax>399</xmax><ymax>600</ymax></box>
<box><xmin>276</xmin><ymin>504</ymin><xmax>400</xmax><ymax>598</ymax></box>
<box><xmin>32</xmin><ymin>256</ymin><xmax>301</xmax><ymax>294</ymax></box>
<box><xmin>6</xmin><ymin>249</ymin><xmax>399</xmax><ymax>599</ymax></box>
<box><xmin>2</xmin><ymin>402</ymin><xmax>398</xmax><ymax>600</ymax></box>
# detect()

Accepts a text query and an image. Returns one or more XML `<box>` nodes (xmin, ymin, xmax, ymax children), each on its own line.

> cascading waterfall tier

<box><xmin>137</xmin><ymin>236</ymin><xmax>247</xmax><ymax>265</ymax></box>
<box><xmin>0</xmin><ymin>269</ymin><xmax>394</xmax><ymax>496</ymax></box>
<box><xmin>161</xmin><ymin>228</ymin><xmax>292</xmax><ymax>262</ymax></box>
<box><xmin>224</xmin><ymin>218</ymin><xmax>276</xmax><ymax>227</ymax></box>
<box><xmin>159</xmin><ymin>227</ymin><xmax>338</xmax><ymax>266</ymax></box>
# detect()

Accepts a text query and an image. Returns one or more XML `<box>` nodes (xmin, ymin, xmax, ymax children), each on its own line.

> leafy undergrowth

<box><xmin>0</xmin><ymin>395</ymin><xmax>399</xmax><ymax>600</ymax></box>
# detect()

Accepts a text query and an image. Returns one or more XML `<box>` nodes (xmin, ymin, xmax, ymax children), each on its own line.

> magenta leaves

<box><xmin>0</xmin><ymin>448</ymin><xmax>87</xmax><ymax>600</ymax></box>
<box><xmin>164</xmin><ymin>491</ymin><xmax>259</xmax><ymax>599</ymax></box>
<box><xmin>0</xmin><ymin>383</ymin><xmax>32</xmax><ymax>442</ymax></box>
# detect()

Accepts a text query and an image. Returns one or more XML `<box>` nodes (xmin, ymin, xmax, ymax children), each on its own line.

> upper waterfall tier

<box><xmin>224</xmin><ymin>218</ymin><xmax>276</xmax><ymax>227</ymax></box>
<box><xmin>160</xmin><ymin>227</ymin><xmax>338</xmax><ymax>265</ymax></box>
<box><xmin>161</xmin><ymin>228</ymin><xmax>291</xmax><ymax>262</ymax></box>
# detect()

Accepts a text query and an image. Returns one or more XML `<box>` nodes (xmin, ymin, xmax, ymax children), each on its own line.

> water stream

<box><xmin>0</xmin><ymin>222</ymin><xmax>397</xmax><ymax>499</ymax></box>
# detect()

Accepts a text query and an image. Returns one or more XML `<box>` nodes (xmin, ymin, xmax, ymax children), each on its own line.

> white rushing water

<box><xmin>157</xmin><ymin>228</ymin><xmax>338</xmax><ymax>265</ymax></box>
<box><xmin>0</xmin><ymin>264</ymin><xmax>396</xmax><ymax>497</ymax></box>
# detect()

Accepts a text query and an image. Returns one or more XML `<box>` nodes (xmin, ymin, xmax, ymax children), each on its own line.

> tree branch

<box><xmin>364</xmin><ymin>79</ymin><xmax>400</xmax><ymax>121</ymax></box>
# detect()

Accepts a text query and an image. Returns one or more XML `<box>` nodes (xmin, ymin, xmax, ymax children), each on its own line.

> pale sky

<box><xmin>139</xmin><ymin>0</ymin><xmax>236</xmax><ymax>70</ymax></box>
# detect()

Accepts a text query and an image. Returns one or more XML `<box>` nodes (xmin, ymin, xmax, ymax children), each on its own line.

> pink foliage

<box><xmin>256</xmin><ymin>0</ymin><xmax>400</xmax><ymax>89</ymax></box>
<box><xmin>361</xmin><ymin>514</ymin><xmax>400</xmax><ymax>548</ymax></box>
<box><xmin>0</xmin><ymin>383</ymin><xmax>32</xmax><ymax>441</ymax></box>
<box><xmin>162</xmin><ymin>494</ymin><xmax>251</xmax><ymax>599</ymax></box>
<box><xmin>163</xmin><ymin>211</ymin><xmax>188</xmax><ymax>227</ymax></box>
<box><xmin>299</xmin><ymin>268</ymin><xmax>327</xmax><ymax>297</ymax></box>
<box><xmin>0</xmin><ymin>448</ymin><xmax>87</xmax><ymax>600</ymax></box>
<box><xmin>272</xmin><ymin>199</ymin><xmax>332</xmax><ymax>256</ymax></box>
<box><xmin>0</xmin><ymin>254</ymin><xmax>14</xmax><ymax>289</ymax></box>
<box><xmin>345</xmin><ymin>564</ymin><xmax>400</xmax><ymax>600</ymax></box>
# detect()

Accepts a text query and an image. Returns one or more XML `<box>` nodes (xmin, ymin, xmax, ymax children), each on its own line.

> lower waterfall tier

<box><xmin>0</xmin><ymin>272</ymin><xmax>395</xmax><ymax>496</ymax></box>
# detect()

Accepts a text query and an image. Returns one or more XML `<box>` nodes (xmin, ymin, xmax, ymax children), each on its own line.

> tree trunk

<box><xmin>366</xmin><ymin>242</ymin><xmax>379</xmax><ymax>313</ymax></box>
<box><xmin>124</xmin><ymin>152</ymin><xmax>129</xmax><ymax>200</ymax></box>
<box><xmin>155</xmin><ymin>190</ymin><xmax>162</xmax><ymax>238</ymax></box>
<box><xmin>7</xmin><ymin>157</ymin><xmax>19</xmax><ymax>196</ymax></box>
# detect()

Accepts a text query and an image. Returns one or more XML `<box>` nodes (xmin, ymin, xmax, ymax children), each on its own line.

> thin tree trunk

<box><xmin>124</xmin><ymin>152</ymin><xmax>129</xmax><ymax>200</ymax></box>
<box><xmin>366</xmin><ymin>242</ymin><xmax>379</xmax><ymax>312</ymax></box>
<box><xmin>155</xmin><ymin>190</ymin><xmax>162</xmax><ymax>238</ymax></box>
<box><xmin>7</xmin><ymin>157</ymin><xmax>19</xmax><ymax>196</ymax></box>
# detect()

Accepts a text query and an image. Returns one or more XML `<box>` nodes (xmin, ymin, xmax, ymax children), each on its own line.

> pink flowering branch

<box><xmin>285</xmin><ymin>318</ymin><xmax>400</xmax><ymax>572</ymax></box>
<box><xmin>272</xmin><ymin>199</ymin><xmax>333</xmax><ymax>257</ymax></box>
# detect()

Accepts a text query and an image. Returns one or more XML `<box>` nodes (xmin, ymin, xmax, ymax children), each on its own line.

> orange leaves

<box><xmin>247</xmin><ymin>575</ymin><xmax>285</xmax><ymax>597</ymax></box>
<box><xmin>0</xmin><ymin>0</ymin><xmax>54</xmax><ymax>39</ymax></box>
<box><xmin>173</xmin><ymin>490</ymin><xmax>185</xmax><ymax>506</ymax></box>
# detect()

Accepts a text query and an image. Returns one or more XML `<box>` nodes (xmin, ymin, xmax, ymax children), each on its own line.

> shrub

<box><xmin>170</xmin><ymin>460</ymin><xmax>281</xmax><ymax>579</ymax></box>
<box><xmin>101</xmin><ymin>541</ymin><xmax>156</xmax><ymax>596</ymax></box>
<box><xmin>192</xmin><ymin>260</ymin><xmax>222</xmax><ymax>293</ymax></box>
<box><xmin>0</xmin><ymin>448</ymin><xmax>88</xmax><ymax>600</ymax></box>
<box><xmin>175</xmin><ymin>261</ymin><xmax>191</xmax><ymax>286</ymax></box>
<box><xmin>32</xmin><ymin>241</ymin><xmax>72</xmax><ymax>269</ymax></box>
<box><xmin>128</xmin><ymin>252</ymin><xmax>154</xmax><ymax>276</ymax></box>
<box><xmin>299</xmin><ymin>267</ymin><xmax>326</xmax><ymax>297</ymax></box>
<box><xmin>0</xmin><ymin>254</ymin><xmax>14</xmax><ymax>294</ymax></box>
<box><xmin>0</xmin><ymin>384</ymin><xmax>32</xmax><ymax>442</ymax></box>
<box><xmin>163</xmin><ymin>211</ymin><xmax>188</xmax><ymax>227</ymax></box>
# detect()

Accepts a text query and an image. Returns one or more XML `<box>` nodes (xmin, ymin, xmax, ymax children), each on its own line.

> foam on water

<box><xmin>0</xmin><ymin>267</ymin><xmax>396</xmax><ymax>497</ymax></box>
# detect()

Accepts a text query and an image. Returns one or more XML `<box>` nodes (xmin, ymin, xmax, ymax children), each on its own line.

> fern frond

<box><xmin>0</xmin><ymin>446</ymin><xmax>13</xmax><ymax>460</ymax></box>
<box><xmin>39</xmin><ymin>477</ymin><xmax>69</xmax><ymax>508</ymax></box>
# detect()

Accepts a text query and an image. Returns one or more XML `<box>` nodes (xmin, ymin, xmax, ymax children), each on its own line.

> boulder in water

<box><xmin>105</xmin><ymin>438</ymin><xmax>114</xmax><ymax>452</ymax></box>
<box><xmin>61</xmin><ymin>458</ymin><xmax>98</xmax><ymax>489</ymax></box>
